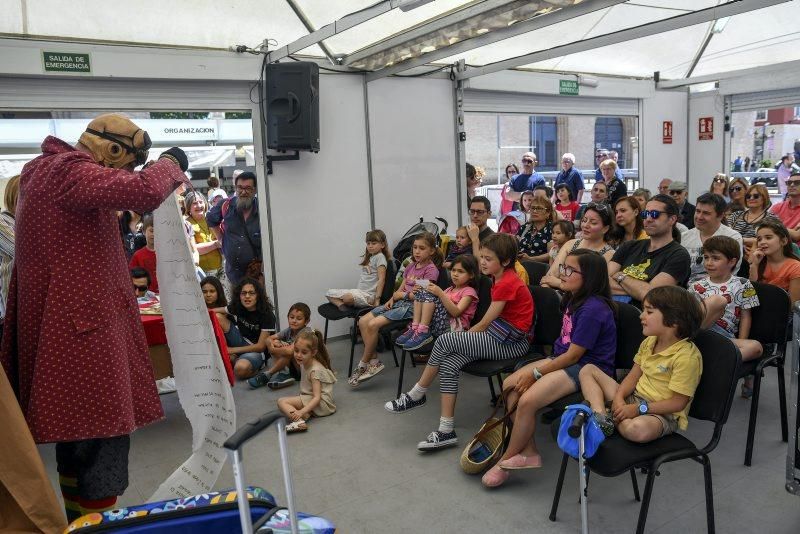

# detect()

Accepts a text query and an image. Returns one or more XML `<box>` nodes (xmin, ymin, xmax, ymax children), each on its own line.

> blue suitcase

<box><xmin>65</xmin><ymin>413</ymin><xmax>335</xmax><ymax>533</ymax></box>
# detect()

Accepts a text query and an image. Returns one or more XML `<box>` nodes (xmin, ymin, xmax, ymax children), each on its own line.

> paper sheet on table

<box><xmin>149</xmin><ymin>195</ymin><xmax>236</xmax><ymax>501</ymax></box>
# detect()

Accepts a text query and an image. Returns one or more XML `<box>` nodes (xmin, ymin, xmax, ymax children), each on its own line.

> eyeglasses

<box><xmin>133</xmin><ymin>284</ymin><xmax>149</xmax><ymax>292</ymax></box>
<box><xmin>640</xmin><ymin>210</ymin><xmax>664</xmax><ymax>220</ymax></box>
<box><xmin>745</xmin><ymin>193</ymin><xmax>761</xmax><ymax>200</ymax></box>
<box><xmin>521</xmin><ymin>158</ymin><xmax>533</xmax><ymax>164</ymax></box>
<box><xmin>558</xmin><ymin>263</ymin><xmax>582</xmax><ymax>277</ymax></box>
<box><xmin>235</xmin><ymin>185</ymin><xmax>255</xmax><ymax>193</ymax></box>
<box><xmin>240</xmin><ymin>290</ymin><xmax>257</xmax><ymax>296</ymax></box>
<box><xmin>787</xmin><ymin>180</ymin><xmax>800</xmax><ymax>187</ymax></box>
<box><xmin>586</xmin><ymin>202</ymin><xmax>610</xmax><ymax>213</ymax></box>
<box><xmin>729</xmin><ymin>186</ymin><xmax>744</xmax><ymax>193</ymax></box>
<box><xmin>530</xmin><ymin>206</ymin><xmax>547</xmax><ymax>212</ymax></box>
<box><xmin>468</xmin><ymin>209</ymin><xmax>488</xmax><ymax>215</ymax></box>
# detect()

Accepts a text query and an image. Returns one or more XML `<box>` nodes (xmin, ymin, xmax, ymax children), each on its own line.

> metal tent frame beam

<box><xmin>343</xmin><ymin>0</ymin><xmax>517</xmax><ymax>67</ymax></box>
<box><xmin>456</xmin><ymin>0</ymin><xmax>791</xmax><ymax>81</ymax></box>
<box><xmin>268</xmin><ymin>0</ymin><xmax>407</xmax><ymax>63</ymax></box>
<box><xmin>365</xmin><ymin>0</ymin><xmax>629</xmax><ymax>81</ymax></box>
<box><xmin>657</xmin><ymin>57</ymin><xmax>800</xmax><ymax>89</ymax></box>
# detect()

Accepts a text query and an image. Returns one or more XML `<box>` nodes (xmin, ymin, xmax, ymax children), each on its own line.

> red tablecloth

<box><xmin>140</xmin><ymin>310</ymin><xmax>235</xmax><ymax>386</ymax></box>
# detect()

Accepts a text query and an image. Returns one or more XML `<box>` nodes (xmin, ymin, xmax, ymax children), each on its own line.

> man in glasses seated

<box><xmin>680</xmin><ymin>193</ymin><xmax>743</xmax><ymax>283</ymax></box>
<box><xmin>207</xmin><ymin>171</ymin><xmax>262</xmax><ymax>286</ymax></box>
<box><xmin>466</xmin><ymin>196</ymin><xmax>495</xmax><ymax>256</ymax></box>
<box><xmin>667</xmin><ymin>181</ymin><xmax>695</xmax><ymax>229</ymax></box>
<box><xmin>503</xmin><ymin>152</ymin><xmax>545</xmax><ymax>208</ymax></box>
<box><xmin>770</xmin><ymin>169</ymin><xmax>800</xmax><ymax>243</ymax></box>
<box><xmin>608</xmin><ymin>194</ymin><xmax>691</xmax><ymax>308</ymax></box>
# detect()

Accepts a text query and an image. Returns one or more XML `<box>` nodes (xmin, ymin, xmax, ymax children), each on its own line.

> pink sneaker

<box><xmin>498</xmin><ymin>454</ymin><xmax>542</xmax><ymax>470</ymax></box>
<box><xmin>482</xmin><ymin>464</ymin><xmax>510</xmax><ymax>488</ymax></box>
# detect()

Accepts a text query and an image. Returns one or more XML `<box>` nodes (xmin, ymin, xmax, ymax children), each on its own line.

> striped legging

<box><xmin>428</xmin><ymin>331</ymin><xmax>530</xmax><ymax>394</ymax></box>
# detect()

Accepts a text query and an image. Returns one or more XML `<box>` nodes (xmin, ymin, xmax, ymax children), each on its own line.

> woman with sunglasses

<box><xmin>517</xmin><ymin>197</ymin><xmax>554</xmax><ymax>263</ymax></box>
<box><xmin>726</xmin><ymin>177</ymin><xmax>749</xmax><ymax>214</ymax></box>
<box><xmin>541</xmin><ymin>204</ymin><xmax>615</xmax><ymax>289</ymax></box>
<box><xmin>726</xmin><ymin>183</ymin><xmax>779</xmax><ymax>261</ymax></box>
<box><xmin>708</xmin><ymin>173</ymin><xmax>730</xmax><ymax>201</ymax></box>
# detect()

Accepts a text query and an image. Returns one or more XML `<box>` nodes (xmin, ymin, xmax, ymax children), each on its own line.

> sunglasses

<box><xmin>713</xmin><ymin>178</ymin><xmax>727</xmax><ymax>183</ymax></box>
<box><xmin>729</xmin><ymin>186</ymin><xmax>744</xmax><ymax>193</ymax></box>
<box><xmin>521</xmin><ymin>158</ymin><xmax>533</xmax><ymax>164</ymax></box>
<box><xmin>640</xmin><ymin>210</ymin><xmax>665</xmax><ymax>220</ymax></box>
<box><xmin>745</xmin><ymin>193</ymin><xmax>761</xmax><ymax>200</ymax></box>
<box><xmin>787</xmin><ymin>180</ymin><xmax>800</xmax><ymax>187</ymax></box>
<box><xmin>133</xmin><ymin>284</ymin><xmax>149</xmax><ymax>292</ymax></box>
<box><xmin>586</xmin><ymin>201</ymin><xmax>610</xmax><ymax>213</ymax></box>
<box><xmin>668</xmin><ymin>190</ymin><xmax>684</xmax><ymax>195</ymax></box>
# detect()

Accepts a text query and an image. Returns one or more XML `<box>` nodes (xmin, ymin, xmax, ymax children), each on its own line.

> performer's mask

<box><xmin>78</xmin><ymin>114</ymin><xmax>152</xmax><ymax>169</ymax></box>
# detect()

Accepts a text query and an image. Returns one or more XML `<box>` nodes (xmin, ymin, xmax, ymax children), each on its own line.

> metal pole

<box><xmin>579</xmin><ymin>425</ymin><xmax>589</xmax><ymax>534</ymax></box>
<box><xmin>229</xmin><ymin>449</ymin><xmax>253</xmax><ymax>534</ymax></box>
<box><xmin>276</xmin><ymin>419</ymin><xmax>299</xmax><ymax>534</ymax></box>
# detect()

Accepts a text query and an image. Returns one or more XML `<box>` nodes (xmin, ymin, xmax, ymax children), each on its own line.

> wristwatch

<box><xmin>532</xmin><ymin>367</ymin><xmax>543</xmax><ymax>380</ymax></box>
<box><xmin>638</xmin><ymin>399</ymin><xmax>649</xmax><ymax>415</ymax></box>
<box><xmin>615</xmin><ymin>272</ymin><xmax>627</xmax><ymax>285</ymax></box>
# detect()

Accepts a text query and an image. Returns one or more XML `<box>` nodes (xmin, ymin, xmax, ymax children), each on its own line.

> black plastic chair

<box><xmin>395</xmin><ymin>274</ymin><xmax>492</xmax><ymax>398</ymax></box>
<box><xmin>462</xmin><ymin>285</ymin><xmax>562</xmax><ymax>405</ymax></box>
<box><xmin>549</xmin><ymin>330</ymin><xmax>741</xmax><ymax>534</ymax></box>
<box><xmin>521</xmin><ymin>260</ymin><xmax>550</xmax><ymax>286</ymax></box>
<box><xmin>318</xmin><ymin>258</ymin><xmax>398</xmax><ymax>343</ymax></box>
<box><xmin>541</xmin><ymin>301</ymin><xmax>644</xmax><ymax>419</ymax></box>
<box><xmin>741</xmin><ymin>281</ymin><xmax>790</xmax><ymax>466</ymax></box>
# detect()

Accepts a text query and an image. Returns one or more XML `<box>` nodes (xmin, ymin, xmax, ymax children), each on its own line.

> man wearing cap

<box><xmin>770</xmin><ymin>169</ymin><xmax>800</xmax><ymax>242</ymax></box>
<box><xmin>207</xmin><ymin>171</ymin><xmax>262</xmax><ymax>285</ymax></box>
<box><xmin>0</xmin><ymin>114</ymin><xmax>189</xmax><ymax>521</ymax></box>
<box><xmin>668</xmin><ymin>181</ymin><xmax>695</xmax><ymax>230</ymax></box>
<box><xmin>503</xmin><ymin>152</ymin><xmax>545</xmax><ymax>205</ymax></box>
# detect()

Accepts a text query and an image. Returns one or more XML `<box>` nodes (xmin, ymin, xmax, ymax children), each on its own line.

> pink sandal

<box><xmin>499</xmin><ymin>454</ymin><xmax>542</xmax><ymax>470</ymax></box>
<box><xmin>481</xmin><ymin>465</ymin><xmax>510</xmax><ymax>488</ymax></box>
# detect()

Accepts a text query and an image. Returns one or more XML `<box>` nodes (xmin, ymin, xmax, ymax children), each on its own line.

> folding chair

<box><xmin>462</xmin><ymin>285</ymin><xmax>562</xmax><ymax>405</ymax></box>
<box><xmin>549</xmin><ymin>330</ymin><xmax>742</xmax><ymax>534</ymax></box>
<box><xmin>395</xmin><ymin>274</ymin><xmax>492</xmax><ymax>398</ymax></box>
<box><xmin>742</xmin><ymin>281</ymin><xmax>790</xmax><ymax>466</ymax></box>
<box><xmin>521</xmin><ymin>260</ymin><xmax>550</xmax><ymax>286</ymax></box>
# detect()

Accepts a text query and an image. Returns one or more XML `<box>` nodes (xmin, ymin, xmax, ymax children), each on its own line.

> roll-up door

<box><xmin>462</xmin><ymin>89</ymin><xmax>639</xmax><ymax>116</ymax></box>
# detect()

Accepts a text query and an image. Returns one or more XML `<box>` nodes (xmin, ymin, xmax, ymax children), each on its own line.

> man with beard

<box><xmin>207</xmin><ymin>171</ymin><xmax>262</xmax><ymax>285</ymax></box>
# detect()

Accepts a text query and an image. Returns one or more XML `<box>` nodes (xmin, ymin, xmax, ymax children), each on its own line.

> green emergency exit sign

<box><xmin>42</xmin><ymin>51</ymin><xmax>91</xmax><ymax>73</ymax></box>
<box><xmin>559</xmin><ymin>79</ymin><xmax>579</xmax><ymax>96</ymax></box>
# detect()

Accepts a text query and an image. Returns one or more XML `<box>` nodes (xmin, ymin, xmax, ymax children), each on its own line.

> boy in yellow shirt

<box><xmin>579</xmin><ymin>286</ymin><xmax>704</xmax><ymax>441</ymax></box>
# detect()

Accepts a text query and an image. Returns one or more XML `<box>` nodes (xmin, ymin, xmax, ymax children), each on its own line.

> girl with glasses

<box><xmin>482</xmin><ymin>250</ymin><xmax>617</xmax><ymax>487</ymax></box>
<box><xmin>726</xmin><ymin>184</ymin><xmax>778</xmax><ymax>262</ymax></box>
<box><xmin>213</xmin><ymin>277</ymin><xmax>276</xmax><ymax>380</ymax></box>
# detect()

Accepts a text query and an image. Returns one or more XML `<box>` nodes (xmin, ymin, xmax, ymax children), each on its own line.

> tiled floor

<box><xmin>39</xmin><ymin>338</ymin><xmax>800</xmax><ymax>532</ymax></box>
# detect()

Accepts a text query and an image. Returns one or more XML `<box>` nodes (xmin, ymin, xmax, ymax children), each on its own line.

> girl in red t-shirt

<box><xmin>554</xmin><ymin>184</ymin><xmax>580</xmax><ymax>222</ymax></box>
<box><xmin>385</xmin><ymin>233</ymin><xmax>534</xmax><ymax>452</ymax></box>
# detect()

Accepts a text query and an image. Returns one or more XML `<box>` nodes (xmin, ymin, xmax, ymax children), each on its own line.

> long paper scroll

<box><xmin>149</xmin><ymin>195</ymin><xmax>236</xmax><ymax>501</ymax></box>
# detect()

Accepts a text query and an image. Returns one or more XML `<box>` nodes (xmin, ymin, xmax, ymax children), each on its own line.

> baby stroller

<box><xmin>497</xmin><ymin>210</ymin><xmax>526</xmax><ymax>235</ymax></box>
<box><xmin>392</xmin><ymin>216</ymin><xmax>449</xmax><ymax>263</ymax></box>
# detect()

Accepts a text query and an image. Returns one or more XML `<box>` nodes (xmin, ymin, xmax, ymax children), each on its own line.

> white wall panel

<box><xmin>640</xmin><ymin>89</ymin><xmax>688</xmax><ymax>191</ymax></box>
<box><xmin>367</xmin><ymin>77</ymin><xmax>459</xmax><ymax>248</ymax></box>
<box><xmin>268</xmin><ymin>74</ymin><xmax>372</xmax><ymax>338</ymax></box>
<box><xmin>687</xmin><ymin>91</ymin><xmax>725</xmax><ymax>202</ymax></box>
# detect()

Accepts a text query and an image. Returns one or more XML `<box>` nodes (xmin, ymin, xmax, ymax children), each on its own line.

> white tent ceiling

<box><xmin>0</xmin><ymin>0</ymin><xmax>797</xmax><ymax>81</ymax></box>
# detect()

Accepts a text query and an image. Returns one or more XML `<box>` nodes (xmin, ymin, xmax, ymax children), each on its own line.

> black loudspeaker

<box><xmin>265</xmin><ymin>62</ymin><xmax>320</xmax><ymax>152</ymax></box>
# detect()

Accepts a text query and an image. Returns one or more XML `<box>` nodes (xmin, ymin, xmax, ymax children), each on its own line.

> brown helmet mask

<box><xmin>78</xmin><ymin>113</ymin><xmax>151</xmax><ymax>169</ymax></box>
